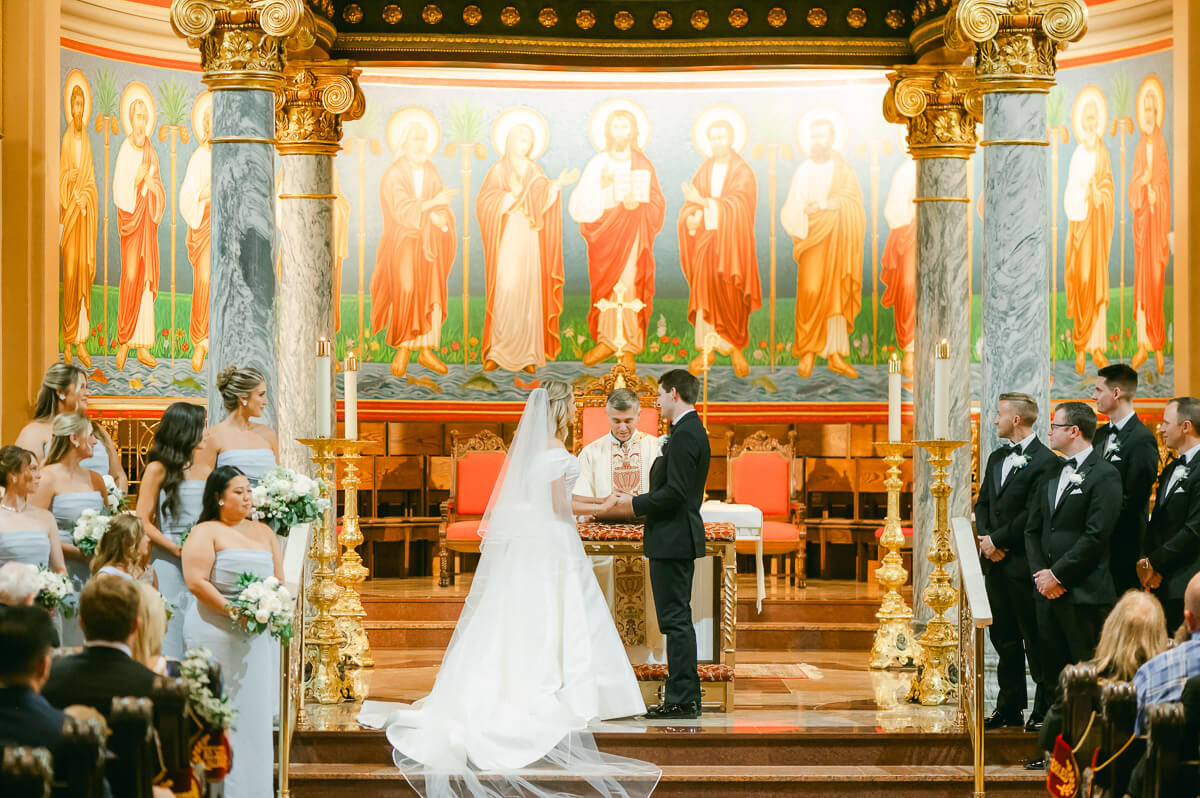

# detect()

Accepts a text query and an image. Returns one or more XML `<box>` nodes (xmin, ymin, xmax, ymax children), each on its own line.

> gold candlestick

<box><xmin>332</xmin><ymin>440</ymin><xmax>373</xmax><ymax>680</ymax></box>
<box><xmin>296</xmin><ymin>438</ymin><xmax>346</xmax><ymax>705</ymax></box>
<box><xmin>909</xmin><ymin>438</ymin><xmax>968</xmax><ymax>705</ymax></box>
<box><xmin>869</xmin><ymin>441</ymin><xmax>919</xmax><ymax>669</ymax></box>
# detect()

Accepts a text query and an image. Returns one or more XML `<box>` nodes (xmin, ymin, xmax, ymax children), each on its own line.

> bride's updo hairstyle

<box><xmin>542</xmin><ymin>380</ymin><xmax>574</xmax><ymax>444</ymax></box>
<box><xmin>217</xmin><ymin>366</ymin><xmax>265</xmax><ymax>413</ymax></box>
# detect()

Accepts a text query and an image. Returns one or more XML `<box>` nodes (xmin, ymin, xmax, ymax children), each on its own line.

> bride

<box><xmin>365</xmin><ymin>381</ymin><xmax>660</xmax><ymax>797</ymax></box>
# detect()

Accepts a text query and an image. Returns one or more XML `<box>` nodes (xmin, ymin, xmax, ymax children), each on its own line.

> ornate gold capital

<box><xmin>170</xmin><ymin>0</ymin><xmax>316</xmax><ymax>91</ymax></box>
<box><xmin>945</xmin><ymin>0</ymin><xmax>1087</xmax><ymax>92</ymax></box>
<box><xmin>275</xmin><ymin>61</ymin><xmax>365</xmax><ymax>155</ymax></box>
<box><xmin>883</xmin><ymin>66</ymin><xmax>981</xmax><ymax>159</ymax></box>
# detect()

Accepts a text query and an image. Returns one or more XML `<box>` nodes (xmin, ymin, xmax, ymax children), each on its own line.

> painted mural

<box><xmin>58</xmin><ymin>46</ymin><xmax>1177</xmax><ymax>404</ymax></box>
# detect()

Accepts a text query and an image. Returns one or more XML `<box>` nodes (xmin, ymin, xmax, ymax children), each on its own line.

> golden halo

<box><xmin>63</xmin><ymin>69</ymin><xmax>92</xmax><ymax>128</ymax></box>
<box><xmin>386</xmin><ymin>106</ymin><xmax>441</xmax><ymax>157</ymax></box>
<box><xmin>191</xmin><ymin>91</ymin><xmax>213</xmax><ymax>143</ymax></box>
<box><xmin>795</xmin><ymin>106</ymin><xmax>848</xmax><ymax>158</ymax></box>
<box><xmin>691</xmin><ymin>105</ymin><xmax>749</xmax><ymax>157</ymax></box>
<box><xmin>588</xmin><ymin>98</ymin><xmax>651</xmax><ymax>152</ymax></box>
<box><xmin>1135</xmin><ymin>74</ymin><xmax>1166</xmax><ymax>134</ymax></box>
<box><xmin>492</xmin><ymin>106</ymin><xmax>548</xmax><ymax>159</ymax></box>
<box><xmin>120</xmin><ymin>81</ymin><xmax>156</xmax><ymax>138</ymax></box>
<box><xmin>1071</xmin><ymin>85</ymin><xmax>1108</xmax><ymax>145</ymax></box>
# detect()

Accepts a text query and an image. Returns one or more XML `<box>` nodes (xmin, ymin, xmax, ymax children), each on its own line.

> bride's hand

<box><xmin>599</xmin><ymin>493</ymin><xmax>621</xmax><ymax>513</ymax></box>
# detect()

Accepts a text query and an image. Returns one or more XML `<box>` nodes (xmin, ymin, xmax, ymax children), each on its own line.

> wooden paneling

<box><xmin>428</xmin><ymin>456</ymin><xmax>452</xmax><ymax>492</ymax></box>
<box><xmin>443</xmin><ymin>422</ymin><xmax>503</xmax><ymax>452</ymax></box>
<box><xmin>387</xmin><ymin>422</ymin><xmax>442</xmax><ymax>455</ymax></box>
<box><xmin>337</xmin><ymin>421</ymin><xmax>387</xmax><ymax>455</ymax></box>
<box><xmin>375</xmin><ymin>456</ymin><xmax>425</xmax><ymax>491</ymax></box>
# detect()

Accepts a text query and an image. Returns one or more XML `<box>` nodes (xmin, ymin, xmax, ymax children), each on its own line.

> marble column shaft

<box><xmin>913</xmin><ymin>159</ymin><xmax>972</xmax><ymax>625</ymax></box>
<box><xmin>208</xmin><ymin>89</ymin><xmax>278</xmax><ymax>427</ymax></box>
<box><xmin>277</xmin><ymin>155</ymin><xmax>336</xmax><ymax>475</ymax></box>
<box><xmin>981</xmin><ymin>93</ymin><xmax>1051</xmax><ymax>459</ymax></box>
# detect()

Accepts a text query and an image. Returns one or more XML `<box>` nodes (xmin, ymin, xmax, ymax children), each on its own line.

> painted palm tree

<box><xmin>343</xmin><ymin>108</ymin><xmax>381</xmax><ymax>362</ymax></box>
<box><xmin>158</xmin><ymin>78</ymin><xmax>191</xmax><ymax>360</ymax></box>
<box><xmin>1047</xmin><ymin>86</ymin><xmax>1070</xmax><ymax>368</ymax></box>
<box><xmin>1109</xmin><ymin>72</ymin><xmax>1134</xmax><ymax>359</ymax></box>
<box><xmin>444</xmin><ymin>100</ymin><xmax>487</xmax><ymax>363</ymax></box>
<box><xmin>749</xmin><ymin>105</ymin><xmax>794</xmax><ymax>372</ymax></box>
<box><xmin>856</xmin><ymin>134</ymin><xmax>895</xmax><ymax>370</ymax></box>
<box><xmin>94</xmin><ymin>68</ymin><xmax>120</xmax><ymax>365</ymax></box>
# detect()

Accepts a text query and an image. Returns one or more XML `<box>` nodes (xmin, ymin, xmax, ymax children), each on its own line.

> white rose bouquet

<box><xmin>180</xmin><ymin>648</ymin><xmax>236</xmax><ymax>730</ymax></box>
<box><xmin>102</xmin><ymin>474</ymin><xmax>127</xmax><ymax>511</ymax></box>
<box><xmin>72</xmin><ymin>507</ymin><xmax>111</xmax><ymax>556</ymax></box>
<box><xmin>36</xmin><ymin>567</ymin><xmax>76</xmax><ymax>617</ymax></box>
<box><xmin>250</xmin><ymin>466</ymin><xmax>329</xmax><ymax>537</ymax></box>
<box><xmin>226</xmin><ymin>573</ymin><xmax>294</xmax><ymax>643</ymax></box>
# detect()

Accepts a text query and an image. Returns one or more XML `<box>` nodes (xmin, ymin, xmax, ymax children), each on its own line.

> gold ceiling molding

<box><xmin>883</xmin><ymin>65</ymin><xmax>981</xmax><ymax>159</ymax></box>
<box><xmin>275</xmin><ymin>59</ymin><xmax>365</xmax><ymax>154</ymax></box>
<box><xmin>945</xmin><ymin>0</ymin><xmax>1087</xmax><ymax>92</ymax></box>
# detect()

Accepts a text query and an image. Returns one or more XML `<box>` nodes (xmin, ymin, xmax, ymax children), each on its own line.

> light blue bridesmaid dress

<box><xmin>153</xmin><ymin>480</ymin><xmax>204</xmax><ymax>658</ymax></box>
<box><xmin>50</xmin><ymin>491</ymin><xmax>104</xmax><ymax>646</ymax></box>
<box><xmin>182</xmin><ymin>549</ymin><xmax>277</xmax><ymax>798</ymax></box>
<box><xmin>43</xmin><ymin>441</ymin><xmax>111</xmax><ymax>479</ymax></box>
<box><xmin>0</xmin><ymin>528</ymin><xmax>50</xmax><ymax>569</ymax></box>
<box><xmin>215</xmin><ymin>449</ymin><xmax>276</xmax><ymax>486</ymax></box>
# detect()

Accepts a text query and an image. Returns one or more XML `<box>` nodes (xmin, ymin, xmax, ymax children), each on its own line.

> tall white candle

<box><xmin>315</xmin><ymin>338</ymin><xmax>332</xmax><ymax>438</ymax></box>
<box><xmin>934</xmin><ymin>339</ymin><xmax>950</xmax><ymax>439</ymax></box>
<box><xmin>344</xmin><ymin>353</ymin><xmax>359</xmax><ymax>440</ymax></box>
<box><xmin>888</xmin><ymin>353</ymin><xmax>901</xmax><ymax>442</ymax></box>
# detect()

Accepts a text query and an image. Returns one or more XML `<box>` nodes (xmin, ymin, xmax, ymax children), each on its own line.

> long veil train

<box><xmin>361</xmin><ymin>389</ymin><xmax>661</xmax><ymax>797</ymax></box>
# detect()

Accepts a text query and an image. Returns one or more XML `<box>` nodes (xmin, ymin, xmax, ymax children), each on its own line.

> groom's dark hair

<box><xmin>659</xmin><ymin>370</ymin><xmax>699</xmax><ymax>405</ymax></box>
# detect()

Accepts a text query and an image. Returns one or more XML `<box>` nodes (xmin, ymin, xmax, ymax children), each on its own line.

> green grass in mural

<box><xmin>62</xmin><ymin>286</ymin><xmax>196</xmax><ymax>360</ymax></box>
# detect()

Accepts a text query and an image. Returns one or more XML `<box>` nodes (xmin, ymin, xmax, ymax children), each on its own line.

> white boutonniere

<box><xmin>658</xmin><ymin>434</ymin><xmax>670</xmax><ymax>448</ymax></box>
<box><xmin>1106</xmin><ymin>439</ymin><xmax>1121</xmax><ymax>456</ymax></box>
<box><xmin>1177</xmin><ymin>466</ymin><xmax>1190</xmax><ymax>483</ymax></box>
<box><xmin>1067</xmin><ymin>473</ymin><xmax>1085</xmax><ymax>486</ymax></box>
<box><xmin>1011</xmin><ymin>454</ymin><xmax>1031</xmax><ymax>470</ymax></box>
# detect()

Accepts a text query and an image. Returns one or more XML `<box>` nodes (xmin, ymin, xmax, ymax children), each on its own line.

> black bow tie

<box><xmin>1060</xmin><ymin>456</ymin><xmax>1078</xmax><ymax>468</ymax></box>
<box><xmin>1002</xmin><ymin>443</ymin><xmax>1020</xmax><ymax>454</ymax></box>
<box><xmin>1178</xmin><ymin>455</ymin><xmax>1188</xmax><ymax>468</ymax></box>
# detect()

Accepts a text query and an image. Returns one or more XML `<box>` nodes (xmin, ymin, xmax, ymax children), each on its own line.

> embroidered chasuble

<box><xmin>574</xmin><ymin>430</ymin><xmax>661</xmax><ymax>499</ymax></box>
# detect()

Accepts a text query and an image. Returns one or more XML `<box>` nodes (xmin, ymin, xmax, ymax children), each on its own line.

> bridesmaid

<box><xmin>89</xmin><ymin>514</ymin><xmax>154</xmax><ymax>585</ymax></box>
<box><xmin>14</xmin><ymin>363</ymin><xmax>128</xmax><ymax>491</ymax></box>
<box><xmin>209</xmin><ymin>366</ymin><xmax>278</xmax><ymax>485</ymax></box>
<box><xmin>31</xmin><ymin>413</ymin><xmax>106</xmax><ymax>646</ymax></box>
<box><xmin>0</xmin><ymin>446</ymin><xmax>65</xmax><ymax>575</ymax></box>
<box><xmin>137</xmin><ymin>402</ymin><xmax>211</xmax><ymax>658</ymax></box>
<box><xmin>183</xmin><ymin>466</ymin><xmax>283</xmax><ymax>798</ymax></box>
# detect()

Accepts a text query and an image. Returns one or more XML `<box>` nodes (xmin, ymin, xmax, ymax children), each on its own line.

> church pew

<box><xmin>1142</xmin><ymin>702</ymin><xmax>1196</xmax><ymax>798</ymax></box>
<box><xmin>152</xmin><ymin>677</ymin><xmax>196</xmax><ymax>795</ymax></box>
<box><xmin>55</xmin><ymin>714</ymin><xmax>107</xmax><ymax>798</ymax></box>
<box><xmin>1093</xmin><ymin>681</ymin><xmax>1143</xmax><ymax>798</ymax></box>
<box><xmin>108</xmin><ymin>697</ymin><xmax>156</xmax><ymax>798</ymax></box>
<box><xmin>0</xmin><ymin>747</ymin><xmax>54</xmax><ymax>798</ymax></box>
<box><xmin>1061</xmin><ymin>664</ymin><xmax>1104</xmax><ymax>777</ymax></box>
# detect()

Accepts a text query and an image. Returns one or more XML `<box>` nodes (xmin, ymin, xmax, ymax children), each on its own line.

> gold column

<box><xmin>332</xmin><ymin>438</ymin><xmax>373</xmax><ymax>686</ymax></box>
<box><xmin>883</xmin><ymin>66</ymin><xmax>981</xmax><ymax>161</ymax></box>
<box><xmin>869</xmin><ymin>440</ymin><xmax>918</xmax><ymax>669</ymax></box>
<box><xmin>276</xmin><ymin>61</ymin><xmax>365</xmax><ymax>158</ymax></box>
<box><xmin>297</xmin><ymin>438</ymin><xmax>346</xmax><ymax>705</ymax></box>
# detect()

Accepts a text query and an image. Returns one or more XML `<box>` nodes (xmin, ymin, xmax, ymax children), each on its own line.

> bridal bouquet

<box><xmin>73</xmin><ymin>508</ymin><xmax>111</xmax><ymax>556</ymax></box>
<box><xmin>250</xmin><ymin>466</ymin><xmax>329</xmax><ymax>537</ymax></box>
<box><xmin>35</xmin><ymin>567</ymin><xmax>76</xmax><ymax>617</ymax></box>
<box><xmin>102</xmin><ymin>474</ymin><xmax>127</xmax><ymax>511</ymax></box>
<box><xmin>180</xmin><ymin>648</ymin><xmax>236</xmax><ymax>730</ymax></box>
<box><xmin>226</xmin><ymin>573</ymin><xmax>294</xmax><ymax>643</ymax></box>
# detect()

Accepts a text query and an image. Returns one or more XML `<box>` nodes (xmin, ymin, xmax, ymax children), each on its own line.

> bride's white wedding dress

<box><xmin>360</xmin><ymin>389</ymin><xmax>660</xmax><ymax>797</ymax></box>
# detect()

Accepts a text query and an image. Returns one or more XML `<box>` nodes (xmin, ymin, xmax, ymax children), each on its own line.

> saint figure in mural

<box><xmin>1130</xmin><ymin>74</ymin><xmax>1170</xmax><ymax>375</ymax></box>
<box><xmin>1064</xmin><ymin>85</ymin><xmax>1115</xmax><ymax>374</ymax></box>
<box><xmin>113</xmin><ymin>82</ymin><xmax>165</xmax><ymax>371</ymax></box>
<box><xmin>333</xmin><ymin>169</ymin><xmax>350</xmax><ymax>332</ymax></box>
<box><xmin>60</xmin><ymin>70</ymin><xmax>98</xmax><ymax>368</ymax></box>
<box><xmin>477</xmin><ymin>110</ymin><xmax>578</xmax><ymax>373</ymax></box>
<box><xmin>568</xmin><ymin>100</ymin><xmax>665</xmax><ymax>370</ymax></box>
<box><xmin>880</xmin><ymin>156</ymin><xmax>916</xmax><ymax>378</ymax></box>
<box><xmin>780</xmin><ymin>109</ymin><xmax>866</xmax><ymax>379</ymax></box>
<box><xmin>180</xmin><ymin>91</ymin><xmax>212</xmax><ymax>373</ymax></box>
<box><xmin>371</xmin><ymin>109</ymin><xmax>458</xmax><ymax>378</ymax></box>
<box><xmin>677</xmin><ymin>107</ymin><xmax>760</xmax><ymax>378</ymax></box>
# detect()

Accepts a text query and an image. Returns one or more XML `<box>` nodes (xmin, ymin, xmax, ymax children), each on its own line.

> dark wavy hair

<box><xmin>147</xmin><ymin>403</ymin><xmax>207</xmax><ymax>527</ymax></box>
<box><xmin>197</xmin><ymin>466</ymin><xmax>247</xmax><ymax>524</ymax></box>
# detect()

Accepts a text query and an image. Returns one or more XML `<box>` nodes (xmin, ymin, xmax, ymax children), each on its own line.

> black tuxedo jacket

<box><xmin>1094</xmin><ymin>414</ymin><xmax>1160</xmax><ymax>569</ymax></box>
<box><xmin>1145</xmin><ymin>454</ymin><xmax>1200</xmax><ymax>598</ymax></box>
<box><xmin>0</xmin><ymin>685</ymin><xmax>64</xmax><ymax>750</ymax></box>
<box><xmin>632</xmin><ymin>410</ymin><xmax>710</xmax><ymax>560</ymax></box>
<box><xmin>42</xmin><ymin>645</ymin><xmax>156</xmax><ymax>717</ymax></box>
<box><xmin>974</xmin><ymin>436</ymin><xmax>1059</xmax><ymax>581</ymax></box>
<box><xmin>1024</xmin><ymin>447</ymin><xmax>1122</xmax><ymax>606</ymax></box>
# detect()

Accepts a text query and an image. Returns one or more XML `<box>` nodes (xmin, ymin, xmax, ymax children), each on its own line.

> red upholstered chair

<box><xmin>726</xmin><ymin>430</ymin><xmax>806</xmax><ymax>587</ymax></box>
<box><xmin>438</xmin><ymin>429</ymin><xmax>507</xmax><ymax>587</ymax></box>
<box><xmin>572</xmin><ymin>363</ymin><xmax>665</xmax><ymax>453</ymax></box>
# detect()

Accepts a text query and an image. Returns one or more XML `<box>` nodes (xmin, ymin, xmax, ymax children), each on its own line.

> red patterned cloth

<box><xmin>577</xmin><ymin>521</ymin><xmax>736</xmax><ymax>542</ymax></box>
<box><xmin>633</xmin><ymin>664</ymin><xmax>733</xmax><ymax>682</ymax></box>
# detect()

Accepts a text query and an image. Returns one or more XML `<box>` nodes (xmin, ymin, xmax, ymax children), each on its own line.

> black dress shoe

<box><xmin>1024</xmin><ymin>758</ymin><xmax>1046</xmax><ymax>771</ymax></box>
<box><xmin>983</xmin><ymin>708</ymin><xmax>1024</xmax><ymax>730</ymax></box>
<box><xmin>644</xmin><ymin>701</ymin><xmax>702</xmax><ymax>720</ymax></box>
<box><xmin>1024</xmin><ymin>715</ymin><xmax>1044</xmax><ymax>733</ymax></box>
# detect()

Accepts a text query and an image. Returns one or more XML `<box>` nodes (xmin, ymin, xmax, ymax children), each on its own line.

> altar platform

<box><xmin>282</xmin><ymin>576</ymin><xmax>1046</xmax><ymax>796</ymax></box>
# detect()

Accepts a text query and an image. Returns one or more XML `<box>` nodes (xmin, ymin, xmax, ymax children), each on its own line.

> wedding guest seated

<box><xmin>1133</xmin><ymin>571</ymin><xmax>1200</xmax><ymax>733</ymax></box>
<box><xmin>0</xmin><ymin>562</ymin><xmax>40</xmax><ymax>606</ymax></box>
<box><xmin>0</xmin><ymin>605</ymin><xmax>63</xmax><ymax>752</ymax></box>
<box><xmin>1126</xmin><ymin>674</ymin><xmax>1200</xmax><ymax>797</ymax></box>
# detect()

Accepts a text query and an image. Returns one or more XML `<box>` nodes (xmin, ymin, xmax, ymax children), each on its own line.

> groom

<box><xmin>616</xmin><ymin>369</ymin><xmax>710</xmax><ymax>719</ymax></box>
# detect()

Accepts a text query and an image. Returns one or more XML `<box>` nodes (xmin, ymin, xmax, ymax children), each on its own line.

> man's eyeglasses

<box><xmin>1049</xmin><ymin>423</ymin><xmax>1077</xmax><ymax>429</ymax></box>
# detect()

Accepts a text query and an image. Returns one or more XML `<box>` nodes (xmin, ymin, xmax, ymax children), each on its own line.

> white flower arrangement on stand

<box><xmin>35</xmin><ymin>567</ymin><xmax>76</xmax><ymax>617</ymax></box>
<box><xmin>72</xmin><ymin>508</ymin><xmax>112</xmax><ymax>556</ymax></box>
<box><xmin>180</xmin><ymin>648</ymin><xmax>236</xmax><ymax>730</ymax></box>
<box><xmin>250</xmin><ymin>466</ymin><xmax>329</xmax><ymax>538</ymax></box>
<box><xmin>226</xmin><ymin>573</ymin><xmax>294</xmax><ymax>643</ymax></box>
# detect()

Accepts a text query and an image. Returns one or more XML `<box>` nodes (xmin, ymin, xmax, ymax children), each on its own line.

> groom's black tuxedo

<box><xmin>633</xmin><ymin>409</ymin><xmax>710</xmax><ymax>707</ymax></box>
<box><xmin>1093</xmin><ymin>413</ymin><xmax>1160</xmax><ymax>594</ymax></box>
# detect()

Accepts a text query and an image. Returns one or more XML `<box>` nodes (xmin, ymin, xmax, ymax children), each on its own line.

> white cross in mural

<box><xmin>593</xmin><ymin>283</ymin><xmax>645</xmax><ymax>357</ymax></box>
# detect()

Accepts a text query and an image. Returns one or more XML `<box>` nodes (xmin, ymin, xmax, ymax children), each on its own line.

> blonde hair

<box><xmin>35</xmin><ymin>364</ymin><xmax>87</xmax><ymax>420</ymax></box>
<box><xmin>131</xmin><ymin>581</ymin><xmax>166</xmax><ymax>669</ymax></box>
<box><xmin>542</xmin><ymin>380</ymin><xmax>574</xmax><ymax>444</ymax></box>
<box><xmin>998</xmin><ymin>392</ymin><xmax>1039</xmax><ymax>425</ymax></box>
<box><xmin>91</xmin><ymin>514</ymin><xmax>148</xmax><ymax>576</ymax></box>
<box><xmin>1090</xmin><ymin>590</ymin><xmax>1169</xmax><ymax>682</ymax></box>
<box><xmin>216</xmin><ymin>365</ymin><xmax>266</xmax><ymax>414</ymax></box>
<box><xmin>45</xmin><ymin>412</ymin><xmax>93</xmax><ymax>465</ymax></box>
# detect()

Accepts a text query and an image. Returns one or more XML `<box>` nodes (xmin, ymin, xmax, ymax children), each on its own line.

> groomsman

<box><xmin>1025</xmin><ymin>402</ymin><xmax>1122</xmax><ymax>686</ymax></box>
<box><xmin>1139</xmin><ymin>397</ymin><xmax>1200</xmax><ymax>630</ymax></box>
<box><xmin>976</xmin><ymin>393</ymin><xmax>1059</xmax><ymax>731</ymax></box>
<box><xmin>1092</xmin><ymin>364</ymin><xmax>1160</xmax><ymax>594</ymax></box>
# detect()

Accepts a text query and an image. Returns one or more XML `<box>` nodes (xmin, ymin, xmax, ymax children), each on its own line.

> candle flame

<box><xmin>888</xmin><ymin>352</ymin><xmax>900</xmax><ymax>375</ymax></box>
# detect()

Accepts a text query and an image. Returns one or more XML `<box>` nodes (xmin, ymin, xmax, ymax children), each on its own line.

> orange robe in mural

<box><xmin>1064</xmin><ymin>142</ymin><xmax>1115</xmax><ymax>354</ymax></box>
<box><xmin>677</xmin><ymin>152</ymin><xmax>760</xmax><ymax>350</ymax></box>
<box><xmin>180</xmin><ymin>144</ymin><xmax>210</xmax><ymax>351</ymax></box>
<box><xmin>59</xmin><ymin>124</ymin><xmax>98</xmax><ymax>345</ymax></box>
<box><xmin>1130</xmin><ymin>124</ymin><xmax>1171</xmax><ymax>351</ymax></box>
<box><xmin>880</xmin><ymin>160</ymin><xmax>916</xmax><ymax>352</ymax></box>
<box><xmin>115</xmin><ymin>141</ymin><xmax>166</xmax><ymax>345</ymax></box>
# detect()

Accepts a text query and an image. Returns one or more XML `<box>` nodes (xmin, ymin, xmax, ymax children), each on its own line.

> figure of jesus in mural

<box><xmin>371</xmin><ymin>109</ymin><xmax>457</xmax><ymax>378</ymax></box>
<box><xmin>880</xmin><ymin>155</ymin><xmax>916</xmax><ymax>379</ymax></box>
<box><xmin>780</xmin><ymin>109</ymin><xmax>866</xmax><ymax>379</ymax></box>
<box><xmin>60</xmin><ymin>70</ymin><xmax>98</xmax><ymax>369</ymax></box>
<box><xmin>1130</xmin><ymin>74</ymin><xmax>1170</xmax><ymax>375</ymax></box>
<box><xmin>1064</xmin><ymin>85</ymin><xmax>1115</xmax><ymax>375</ymax></box>
<box><xmin>180</xmin><ymin>91</ymin><xmax>211</xmax><ymax>373</ymax></box>
<box><xmin>477</xmin><ymin>109</ymin><xmax>577</xmax><ymax>374</ymax></box>
<box><xmin>113</xmin><ymin>82</ymin><xmax>165</xmax><ymax>371</ymax></box>
<box><xmin>568</xmin><ymin>100</ymin><xmax>665</xmax><ymax>370</ymax></box>
<box><xmin>677</xmin><ymin>107</ymin><xmax>760</xmax><ymax>379</ymax></box>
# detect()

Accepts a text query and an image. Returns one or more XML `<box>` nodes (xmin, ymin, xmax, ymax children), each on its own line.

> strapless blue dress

<box><xmin>153</xmin><ymin>480</ymin><xmax>205</xmax><ymax>658</ymax></box>
<box><xmin>215</xmin><ymin>448</ymin><xmax>276</xmax><ymax>486</ymax></box>
<box><xmin>50</xmin><ymin>490</ymin><xmax>104</xmax><ymax>646</ymax></box>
